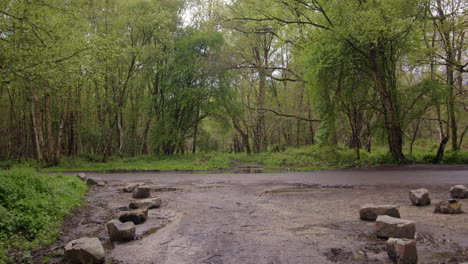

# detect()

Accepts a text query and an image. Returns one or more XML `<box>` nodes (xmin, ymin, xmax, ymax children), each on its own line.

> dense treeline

<box><xmin>0</xmin><ymin>0</ymin><xmax>466</xmax><ymax>165</ymax></box>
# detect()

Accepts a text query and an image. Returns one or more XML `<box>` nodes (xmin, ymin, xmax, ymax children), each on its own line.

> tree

<box><xmin>235</xmin><ymin>0</ymin><xmax>426</xmax><ymax>161</ymax></box>
<box><xmin>150</xmin><ymin>28</ymin><xmax>231</xmax><ymax>154</ymax></box>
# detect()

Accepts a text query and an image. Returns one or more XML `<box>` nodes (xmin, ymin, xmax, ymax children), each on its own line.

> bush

<box><xmin>442</xmin><ymin>150</ymin><xmax>468</xmax><ymax>164</ymax></box>
<box><xmin>0</xmin><ymin>168</ymin><xmax>87</xmax><ymax>263</ymax></box>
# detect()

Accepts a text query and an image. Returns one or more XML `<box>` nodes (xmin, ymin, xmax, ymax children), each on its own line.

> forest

<box><xmin>0</xmin><ymin>0</ymin><xmax>467</xmax><ymax>168</ymax></box>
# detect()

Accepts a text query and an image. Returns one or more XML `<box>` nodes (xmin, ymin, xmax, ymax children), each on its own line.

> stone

<box><xmin>450</xmin><ymin>185</ymin><xmax>468</xmax><ymax>199</ymax></box>
<box><xmin>352</xmin><ymin>250</ymin><xmax>367</xmax><ymax>260</ymax></box>
<box><xmin>87</xmin><ymin>177</ymin><xmax>104</xmax><ymax>186</ymax></box>
<box><xmin>434</xmin><ymin>199</ymin><xmax>462</xmax><ymax>214</ymax></box>
<box><xmin>409</xmin><ymin>188</ymin><xmax>431</xmax><ymax>206</ymax></box>
<box><xmin>132</xmin><ymin>185</ymin><xmax>151</xmax><ymax>199</ymax></box>
<box><xmin>123</xmin><ymin>183</ymin><xmax>144</xmax><ymax>193</ymax></box>
<box><xmin>386</xmin><ymin>238</ymin><xmax>418</xmax><ymax>264</ymax></box>
<box><xmin>107</xmin><ymin>220</ymin><xmax>135</xmax><ymax>242</ymax></box>
<box><xmin>359</xmin><ymin>204</ymin><xmax>400</xmax><ymax>221</ymax></box>
<box><xmin>118</xmin><ymin>209</ymin><xmax>148</xmax><ymax>224</ymax></box>
<box><xmin>64</xmin><ymin>237</ymin><xmax>105</xmax><ymax>264</ymax></box>
<box><xmin>76</xmin><ymin>173</ymin><xmax>87</xmax><ymax>181</ymax></box>
<box><xmin>375</xmin><ymin>215</ymin><xmax>415</xmax><ymax>239</ymax></box>
<box><xmin>96</xmin><ymin>181</ymin><xmax>106</xmax><ymax>187</ymax></box>
<box><xmin>129</xmin><ymin>198</ymin><xmax>161</xmax><ymax>209</ymax></box>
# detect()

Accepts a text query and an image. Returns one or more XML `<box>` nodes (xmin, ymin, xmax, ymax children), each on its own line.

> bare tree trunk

<box><xmin>54</xmin><ymin>89</ymin><xmax>71</xmax><ymax>165</ymax></box>
<box><xmin>45</xmin><ymin>92</ymin><xmax>55</xmax><ymax>164</ymax></box>
<box><xmin>30</xmin><ymin>87</ymin><xmax>44</xmax><ymax>161</ymax></box>
<box><xmin>117</xmin><ymin>110</ymin><xmax>124</xmax><ymax>153</ymax></box>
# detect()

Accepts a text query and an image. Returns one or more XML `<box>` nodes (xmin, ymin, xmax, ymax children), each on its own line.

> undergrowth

<box><xmin>34</xmin><ymin>145</ymin><xmax>468</xmax><ymax>172</ymax></box>
<box><xmin>0</xmin><ymin>168</ymin><xmax>87</xmax><ymax>263</ymax></box>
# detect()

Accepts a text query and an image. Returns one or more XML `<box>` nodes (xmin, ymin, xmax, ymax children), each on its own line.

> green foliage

<box><xmin>42</xmin><ymin>145</ymin><xmax>467</xmax><ymax>173</ymax></box>
<box><xmin>44</xmin><ymin>154</ymin><xmax>234</xmax><ymax>172</ymax></box>
<box><xmin>0</xmin><ymin>169</ymin><xmax>87</xmax><ymax>263</ymax></box>
<box><xmin>150</xmin><ymin>28</ymin><xmax>231</xmax><ymax>154</ymax></box>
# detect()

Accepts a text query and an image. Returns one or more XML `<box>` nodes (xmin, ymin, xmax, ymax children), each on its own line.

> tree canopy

<box><xmin>0</xmin><ymin>0</ymin><xmax>466</xmax><ymax>165</ymax></box>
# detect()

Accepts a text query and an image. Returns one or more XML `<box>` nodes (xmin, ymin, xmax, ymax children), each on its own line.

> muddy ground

<box><xmin>37</xmin><ymin>165</ymin><xmax>468</xmax><ymax>264</ymax></box>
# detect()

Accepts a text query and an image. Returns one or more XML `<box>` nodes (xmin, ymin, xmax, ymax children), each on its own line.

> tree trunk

<box><xmin>446</xmin><ymin>53</ymin><xmax>457</xmax><ymax>151</ymax></box>
<box><xmin>254</xmin><ymin>68</ymin><xmax>266</xmax><ymax>153</ymax></box>
<box><xmin>30</xmin><ymin>87</ymin><xmax>44</xmax><ymax>161</ymax></box>
<box><xmin>117</xmin><ymin>110</ymin><xmax>124</xmax><ymax>153</ymax></box>
<box><xmin>369</xmin><ymin>48</ymin><xmax>405</xmax><ymax>162</ymax></box>
<box><xmin>307</xmin><ymin>108</ymin><xmax>315</xmax><ymax>145</ymax></box>
<box><xmin>44</xmin><ymin>92</ymin><xmax>55</xmax><ymax>164</ymax></box>
<box><xmin>192</xmin><ymin>108</ymin><xmax>200</xmax><ymax>153</ymax></box>
<box><xmin>434</xmin><ymin>104</ymin><xmax>448</xmax><ymax>164</ymax></box>
<box><xmin>409</xmin><ymin>117</ymin><xmax>421</xmax><ymax>156</ymax></box>
<box><xmin>54</xmin><ymin>90</ymin><xmax>70</xmax><ymax>166</ymax></box>
<box><xmin>233</xmin><ymin>118</ymin><xmax>251</xmax><ymax>154</ymax></box>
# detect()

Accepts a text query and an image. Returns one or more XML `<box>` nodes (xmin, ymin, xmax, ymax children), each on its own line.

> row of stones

<box><xmin>359</xmin><ymin>184</ymin><xmax>467</xmax><ymax>264</ymax></box>
<box><xmin>63</xmin><ymin>176</ymin><xmax>160</xmax><ymax>264</ymax></box>
<box><xmin>409</xmin><ymin>185</ymin><xmax>465</xmax><ymax>213</ymax></box>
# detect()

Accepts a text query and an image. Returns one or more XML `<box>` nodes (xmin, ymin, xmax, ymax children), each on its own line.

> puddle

<box><xmin>152</xmin><ymin>187</ymin><xmax>178</xmax><ymax>192</ymax></box>
<box><xmin>138</xmin><ymin>224</ymin><xmax>167</xmax><ymax>239</ymax></box>
<box><xmin>288</xmin><ymin>223</ymin><xmax>342</xmax><ymax>232</ymax></box>
<box><xmin>265</xmin><ymin>188</ymin><xmax>337</xmax><ymax>194</ymax></box>
<box><xmin>265</xmin><ymin>183</ymin><xmax>356</xmax><ymax>194</ymax></box>
<box><xmin>196</xmin><ymin>186</ymin><xmax>225</xmax><ymax>189</ymax></box>
<box><xmin>193</xmin><ymin>168</ymin><xmax>292</xmax><ymax>174</ymax></box>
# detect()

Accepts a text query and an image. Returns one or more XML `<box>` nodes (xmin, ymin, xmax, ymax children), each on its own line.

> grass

<box><xmin>41</xmin><ymin>153</ymin><xmax>234</xmax><ymax>172</ymax></box>
<box><xmin>0</xmin><ymin>168</ymin><xmax>87</xmax><ymax>263</ymax></box>
<box><xmin>32</xmin><ymin>145</ymin><xmax>468</xmax><ymax>173</ymax></box>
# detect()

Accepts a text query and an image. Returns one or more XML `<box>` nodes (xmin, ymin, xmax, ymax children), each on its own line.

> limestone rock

<box><xmin>107</xmin><ymin>220</ymin><xmax>135</xmax><ymax>242</ymax></box>
<box><xmin>359</xmin><ymin>204</ymin><xmax>400</xmax><ymax>221</ymax></box>
<box><xmin>375</xmin><ymin>215</ymin><xmax>415</xmax><ymax>239</ymax></box>
<box><xmin>450</xmin><ymin>185</ymin><xmax>468</xmax><ymax>199</ymax></box>
<box><xmin>118</xmin><ymin>209</ymin><xmax>148</xmax><ymax>224</ymax></box>
<box><xmin>123</xmin><ymin>183</ymin><xmax>144</xmax><ymax>193</ymax></box>
<box><xmin>132</xmin><ymin>185</ymin><xmax>151</xmax><ymax>199</ymax></box>
<box><xmin>434</xmin><ymin>199</ymin><xmax>462</xmax><ymax>214</ymax></box>
<box><xmin>76</xmin><ymin>173</ymin><xmax>87</xmax><ymax>181</ymax></box>
<box><xmin>129</xmin><ymin>198</ymin><xmax>161</xmax><ymax>209</ymax></box>
<box><xmin>386</xmin><ymin>238</ymin><xmax>418</xmax><ymax>264</ymax></box>
<box><xmin>64</xmin><ymin>237</ymin><xmax>105</xmax><ymax>264</ymax></box>
<box><xmin>409</xmin><ymin>188</ymin><xmax>431</xmax><ymax>206</ymax></box>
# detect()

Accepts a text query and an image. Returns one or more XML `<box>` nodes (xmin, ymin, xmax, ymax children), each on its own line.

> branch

<box><xmin>421</xmin><ymin>117</ymin><xmax>447</xmax><ymax>123</ymax></box>
<box><xmin>249</xmin><ymin>106</ymin><xmax>321</xmax><ymax>122</ymax></box>
<box><xmin>226</xmin><ymin>16</ymin><xmax>330</xmax><ymax>30</ymax></box>
<box><xmin>457</xmin><ymin>125</ymin><xmax>468</xmax><ymax>150</ymax></box>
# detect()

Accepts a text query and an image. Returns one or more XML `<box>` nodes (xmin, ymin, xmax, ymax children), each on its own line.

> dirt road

<box><xmin>48</xmin><ymin>165</ymin><xmax>468</xmax><ymax>264</ymax></box>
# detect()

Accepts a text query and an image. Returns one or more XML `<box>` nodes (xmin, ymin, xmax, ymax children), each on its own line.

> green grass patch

<box><xmin>42</xmin><ymin>153</ymin><xmax>234</xmax><ymax>172</ymax></box>
<box><xmin>0</xmin><ymin>168</ymin><xmax>87</xmax><ymax>263</ymax></box>
<box><xmin>36</xmin><ymin>145</ymin><xmax>468</xmax><ymax>173</ymax></box>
